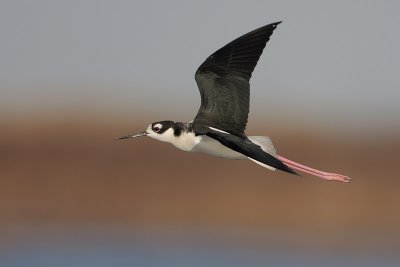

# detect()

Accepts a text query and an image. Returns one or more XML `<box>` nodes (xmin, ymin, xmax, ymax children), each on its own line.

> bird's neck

<box><xmin>171</xmin><ymin>122</ymin><xmax>193</xmax><ymax>136</ymax></box>
<box><xmin>157</xmin><ymin>122</ymin><xmax>198</xmax><ymax>152</ymax></box>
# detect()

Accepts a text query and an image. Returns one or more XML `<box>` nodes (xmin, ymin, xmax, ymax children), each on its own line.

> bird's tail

<box><xmin>248</xmin><ymin>136</ymin><xmax>350</xmax><ymax>182</ymax></box>
<box><xmin>247</xmin><ymin>136</ymin><xmax>279</xmax><ymax>171</ymax></box>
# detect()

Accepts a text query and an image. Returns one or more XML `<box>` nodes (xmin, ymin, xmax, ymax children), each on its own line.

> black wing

<box><xmin>193</xmin><ymin>22</ymin><xmax>281</xmax><ymax>137</ymax></box>
<box><xmin>193</xmin><ymin>124</ymin><xmax>297</xmax><ymax>175</ymax></box>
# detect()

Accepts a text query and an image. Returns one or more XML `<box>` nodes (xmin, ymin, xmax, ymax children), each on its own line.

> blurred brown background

<box><xmin>1</xmin><ymin>112</ymin><xmax>399</xmax><ymax>251</ymax></box>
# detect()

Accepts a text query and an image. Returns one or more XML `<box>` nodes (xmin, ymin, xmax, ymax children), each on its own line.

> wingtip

<box><xmin>281</xmin><ymin>161</ymin><xmax>299</xmax><ymax>176</ymax></box>
<box><xmin>288</xmin><ymin>167</ymin><xmax>300</xmax><ymax>176</ymax></box>
<box><xmin>277</xmin><ymin>160</ymin><xmax>299</xmax><ymax>176</ymax></box>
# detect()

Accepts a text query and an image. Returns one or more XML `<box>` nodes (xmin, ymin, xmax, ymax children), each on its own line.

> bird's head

<box><xmin>115</xmin><ymin>120</ymin><xmax>176</xmax><ymax>142</ymax></box>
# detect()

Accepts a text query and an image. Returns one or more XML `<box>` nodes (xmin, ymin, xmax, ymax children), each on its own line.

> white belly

<box><xmin>191</xmin><ymin>135</ymin><xmax>246</xmax><ymax>160</ymax></box>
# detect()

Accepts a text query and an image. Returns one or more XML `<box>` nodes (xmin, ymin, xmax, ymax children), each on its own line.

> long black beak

<box><xmin>115</xmin><ymin>131</ymin><xmax>147</xmax><ymax>140</ymax></box>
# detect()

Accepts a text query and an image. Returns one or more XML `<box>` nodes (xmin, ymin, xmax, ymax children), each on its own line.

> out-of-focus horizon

<box><xmin>1</xmin><ymin>1</ymin><xmax>400</xmax><ymax>266</ymax></box>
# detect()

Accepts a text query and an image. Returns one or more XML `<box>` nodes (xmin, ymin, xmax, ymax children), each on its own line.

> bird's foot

<box><xmin>318</xmin><ymin>172</ymin><xmax>351</xmax><ymax>183</ymax></box>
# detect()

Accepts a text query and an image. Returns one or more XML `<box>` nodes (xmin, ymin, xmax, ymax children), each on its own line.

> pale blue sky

<box><xmin>1</xmin><ymin>0</ymin><xmax>399</xmax><ymax>132</ymax></box>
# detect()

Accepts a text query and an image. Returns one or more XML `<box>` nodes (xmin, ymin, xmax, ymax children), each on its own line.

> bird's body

<box><xmin>116</xmin><ymin>22</ymin><xmax>350</xmax><ymax>182</ymax></box>
<box><xmin>192</xmin><ymin>135</ymin><xmax>246</xmax><ymax>160</ymax></box>
<box><xmin>143</xmin><ymin>122</ymin><xmax>246</xmax><ymax>159</ymax></box>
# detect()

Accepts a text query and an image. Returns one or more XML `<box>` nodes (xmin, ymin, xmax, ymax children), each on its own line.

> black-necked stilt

<box><xmin>116</xmin><ymin>22</ymin><xmax>350</xmax><ymax>182</ymax></box>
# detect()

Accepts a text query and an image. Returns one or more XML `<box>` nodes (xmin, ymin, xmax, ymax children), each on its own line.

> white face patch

<box><xmin>153</xmin><ymin>123</ymin><xmax>162</xmax><ymax>131</ymax></box>
<box><xmin>152</xmin><ymin>123</ymin><xmax>163</xmax><ymax>132</ymax></box>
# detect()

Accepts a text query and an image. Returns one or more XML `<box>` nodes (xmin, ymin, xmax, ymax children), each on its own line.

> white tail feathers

<box><xmin>248</xmin><ymin>136</ymin><xmax>277</xmax><ymax>157</ymax></box>
<box><xmin>247</xmin><ymin>136</ymin><xmax>278</xmax><ymax>171</ymax></box>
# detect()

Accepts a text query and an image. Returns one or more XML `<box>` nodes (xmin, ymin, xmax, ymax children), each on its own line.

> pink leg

<box><xmin>277</xmin><ymin>155</ymin><xmax>351</xmax><ymax>183</ymax></box>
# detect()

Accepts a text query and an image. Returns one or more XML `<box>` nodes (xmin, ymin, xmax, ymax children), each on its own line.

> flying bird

<box><xmin>116</xmin><ymin>22</ymin><xmax>350</xmax><ymax>182</ymax></box>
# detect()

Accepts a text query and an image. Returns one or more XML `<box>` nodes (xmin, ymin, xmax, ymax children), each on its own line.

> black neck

<box><xmin>172</xmin><ymin>122</ymin><xmax>193</xmax><ymax>137</ymax></box>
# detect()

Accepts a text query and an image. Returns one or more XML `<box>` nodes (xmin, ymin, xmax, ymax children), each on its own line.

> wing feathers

<box><xmin>202</xmin><ymin>127</ymin><xmax>297</xmax><ymax>175</ymax></box>
<box><xmin>194</xmin><ymin>22</ymin><xmax>281</xmax><ymax>137</ymax></box>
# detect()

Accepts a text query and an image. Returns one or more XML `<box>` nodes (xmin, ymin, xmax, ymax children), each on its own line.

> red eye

<box><xmin>153</xmin><ymin>127</ymin><xmax>160</xmax><ymax>132</ymax></box>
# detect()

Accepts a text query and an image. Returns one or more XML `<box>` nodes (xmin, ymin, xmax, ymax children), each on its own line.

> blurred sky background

<box><xmin>1</xmin><ymin>0</ymin><xmax>399</xmax><ymax>135</ymax></box>
<box><xmin>1</xmin><ymin>1</ymin><xmax>400</xmax><ymax>266</ymax></box>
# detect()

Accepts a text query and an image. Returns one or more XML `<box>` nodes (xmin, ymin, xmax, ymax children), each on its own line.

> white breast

<box><xmin>172</xmin><ymin>131</ymin><xmax>201</xmax><ymax>151</ymax></box>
